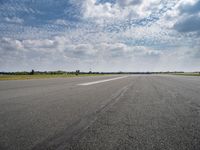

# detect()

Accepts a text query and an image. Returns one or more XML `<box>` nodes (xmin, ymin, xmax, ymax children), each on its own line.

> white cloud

<box><xmin>4</xmin><ymin>17</ymin><xmax>24</xmax><ymax>24</ymax></box>
<box><xmin>81</xmin><ymin>0</ymin><xmax>162</xmax><ymax>22</ymax></box>
<box><xmin>0</xmin><ymin>34</ymin><xmax>199</xmax><ymax>72</ymax></box>
<box><xmin>54</xmin><ymin>19</ymin><xmax>70</xmax><ymax>26</ymax></box>
<box><xmin>0</xmin><ymin>0</ymin><xmax>200</xmax><ymax>72</ymax></box>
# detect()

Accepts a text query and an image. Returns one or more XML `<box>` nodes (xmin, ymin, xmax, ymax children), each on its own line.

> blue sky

<box><xmin>0</xmin><ymin>0</ymin><xmax>200</xmax><ymax>72</ymax></box>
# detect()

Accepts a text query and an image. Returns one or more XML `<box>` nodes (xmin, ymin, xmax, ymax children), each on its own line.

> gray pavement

<box><xmin>0</xmin><ymin>75</ymin><xmax>200</xmax><ymax>150</ymax></box>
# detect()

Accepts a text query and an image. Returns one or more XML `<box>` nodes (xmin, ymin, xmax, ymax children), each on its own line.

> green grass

<box><xmin>171</xmin><ymin>73</ymin><xmax>200</xmax><ymax>76</ymax></box>
<box><xmin>0</xmin><ymin>74</ymin><xmax>109</xmax><ymax>81</ymax></box>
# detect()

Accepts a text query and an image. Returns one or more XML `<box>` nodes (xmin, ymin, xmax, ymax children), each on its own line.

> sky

<box><xmin>0</xmin><ymin>0</ymin><xmax>200</xmax><ymax>72</ymax></box>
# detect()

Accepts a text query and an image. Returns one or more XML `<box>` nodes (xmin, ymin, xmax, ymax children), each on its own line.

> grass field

<box><xmin>171</xmin><ymin>73</ymin><xmax>200</xmax><ymax>76</ymax></box>
<box><xmin>0</xmin><ymin>74</ymin><xmax>109</xmax><ymax>81</ymax></box>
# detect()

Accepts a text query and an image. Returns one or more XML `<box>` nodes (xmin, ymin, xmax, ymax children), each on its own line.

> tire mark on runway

<box><xmin>31</xmin><ymin>83</ymin><xmax>132</xmax><ymax>150</ymax></box>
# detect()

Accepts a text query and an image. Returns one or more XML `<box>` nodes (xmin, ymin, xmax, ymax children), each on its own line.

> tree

<box><xmin>75</xmin><ymin>70</ymin><xmax>80</xmax><ymax>76</ymax></box>
<box><xmin>30</xmin><ymin>69</ymin><xmax>34</xmax><ymax>75</ymax></box>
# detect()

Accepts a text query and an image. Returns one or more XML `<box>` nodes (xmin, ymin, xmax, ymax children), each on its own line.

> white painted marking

<box><xmin>78</xmin><ymin>76</ymin><xmax>128</xmax><ymax>86</ymax></box>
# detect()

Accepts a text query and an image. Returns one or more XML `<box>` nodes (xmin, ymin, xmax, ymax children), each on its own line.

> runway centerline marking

<box><xmin>78</xmin><ymin>76</ymin><xmax>128</xmax><ymax>86</ymax></box>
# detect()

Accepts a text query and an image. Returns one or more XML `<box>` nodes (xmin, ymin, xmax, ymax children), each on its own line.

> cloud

<box><xmin>0</xmin><ymin>38</ymin><xmax>24</xmax><ymax>51</ymax></box>
<box><xmin>117</xmin><ymin>0</ymin><xmax>143</xmax><ymax>7</ymax></box>
<box><xmin>174</xmin><ymin>14</ymin><xmax>200</xmax><ymax>33</ymax></box>
<box><xmin>173</xmin><ymin>0</ymin><xmax>200</xmax><ymax>33</ymax></box>
<box><xmin>4</xmin><ymin>17</ymin><xmax>24</xmax><ymax>24</ymax></box>
<box><xmin>81</xmin><ymin>0</ymin><xmax>162</xmax><ymax>21</ymax></box>
<box><xmin>53</xmin><ymin>19</ymin><xmax>70</xmax><ymax>26</ymax></box>
<box><xmin>179</xmin><ymin>0</ymin><xmax>200</xmax><ymax>14</ymax></box>
<box><xmin>0</xmin><ymin>36</ymin><xmax>161</xmax><ymax>71</ymax></box>
<box><xmin>1</xmin><ymin>35</ymin><xmax>199</xmax><ymax>72</ymax></box>
<box><xmin>0</xmin><ymin>0</ymin><xmax>200</xmax><ymax>72</ymax></box>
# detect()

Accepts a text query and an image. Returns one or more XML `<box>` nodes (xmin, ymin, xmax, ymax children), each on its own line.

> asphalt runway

<box><xmin>0</xmin><ymin>75</ymin><xmax>200</xmax><ymax>150</ymax></box>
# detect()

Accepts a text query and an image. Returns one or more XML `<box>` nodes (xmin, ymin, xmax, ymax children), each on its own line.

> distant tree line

<box><xmin>1</xmin><ymin>70</ymin><xmax>198</xmax><ymax>75</ymax></box>
<box><xmin>0</xmin><ymin>70</ymin><xmax>67</xmax><ymax>75</ymax></box>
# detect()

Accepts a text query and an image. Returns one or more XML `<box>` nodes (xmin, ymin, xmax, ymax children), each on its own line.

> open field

<box><xmin>1</xmin><ymin>72</ymin><xmax>199</xmax><ymax>81</ymax></box>
<box><xmin>171</xmin><ymin>72</ymin><xmax>200</xmax><ymax>76</ymax></box>
<box><xmin>0</xmin><ymin>74</ymin><xmax>109</xmax><ymax>81</ymax></box>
